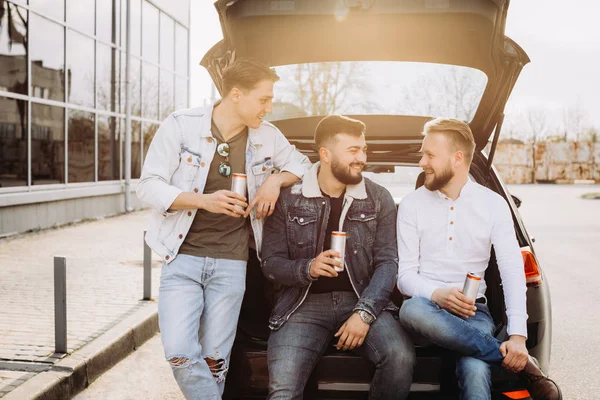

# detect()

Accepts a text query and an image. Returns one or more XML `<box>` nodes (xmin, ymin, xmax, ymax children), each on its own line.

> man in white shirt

<box><xmin>396</xmin><ymin>118</ymin><xmax>561</xmax><ymax>400</ymax></box>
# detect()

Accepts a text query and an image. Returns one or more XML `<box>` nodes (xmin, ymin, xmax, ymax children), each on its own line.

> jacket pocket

<box><xmin>177</xmin><ymin>150</ymin><xmax>202</xmax><ymax>183</ymax></box>
<box><xmin>287</xmin><ymin>213</ymin><xmax>318</xmax><ymax>251</ymax></box>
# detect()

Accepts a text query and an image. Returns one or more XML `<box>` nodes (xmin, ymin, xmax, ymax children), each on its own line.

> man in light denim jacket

<box><xmin>261</xmin><ymin>115</ymin><xmax>414</xmax><ymax>400</ymax></box>
<box><xmin>137</xmin><ymin>59</ymin><xmax>310</xmax><ymax>400</ymax></box>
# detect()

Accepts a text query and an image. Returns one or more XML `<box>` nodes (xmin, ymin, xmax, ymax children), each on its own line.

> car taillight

<box><xmin>502</xmin><ymin>389</ymin><xmax>532</xmax><ymax>399</ymax></box>
<box><xmin>521</xmin><ymin>247</ymin><xmax>542</xmax><ymax>287</ymax></box>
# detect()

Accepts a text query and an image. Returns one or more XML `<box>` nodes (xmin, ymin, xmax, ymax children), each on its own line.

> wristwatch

<box><xmin>355</xmin><ymin>310</ymin><xmax>375</xmax><ymax>325</ymax></box>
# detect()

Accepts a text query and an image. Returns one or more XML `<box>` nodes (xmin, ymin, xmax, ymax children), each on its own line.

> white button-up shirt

<box><xmin>396</xmin><ymin>178</ymin><xmax>528</xmax><ymax>337</ymax></box>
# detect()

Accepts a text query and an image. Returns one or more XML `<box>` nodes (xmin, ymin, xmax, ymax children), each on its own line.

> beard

<box><xmin>331</xmin><ymin>156</ymin><xmax>364</xmax><ymax>185</ymax></box>
<box><xmin>424</xmin><ymin>162</ymin><xmax>454</xmax><ymax>191</ymax></box>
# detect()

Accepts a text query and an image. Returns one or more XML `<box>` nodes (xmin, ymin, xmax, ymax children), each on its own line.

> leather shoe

<box><xmin>519</xmin><ymin>356</ymin><xmax>562</xmax><ymax>400</ymax></box>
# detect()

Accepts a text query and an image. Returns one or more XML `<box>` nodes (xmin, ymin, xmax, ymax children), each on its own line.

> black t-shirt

<box><xmin>310</xmin><ymin>191</ymin><xmax>354</xmax><ymax>294</ymax></box>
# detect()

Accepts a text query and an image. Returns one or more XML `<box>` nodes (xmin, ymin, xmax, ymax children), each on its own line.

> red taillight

<box><xmin>522</xmin><ymin>247</ymin><xmax>542</xmax><ymax>287</ymax></box>
<box><xmin>502</xmin><ymin>389</ymin><xmax>532</xmax><ymax>399</ymax></box>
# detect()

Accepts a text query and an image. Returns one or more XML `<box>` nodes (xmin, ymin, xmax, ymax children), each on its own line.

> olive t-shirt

<box><xmin>179</xmin><ymin>121</ymin><xmax>250</xmax><ymax>261</ymax></box>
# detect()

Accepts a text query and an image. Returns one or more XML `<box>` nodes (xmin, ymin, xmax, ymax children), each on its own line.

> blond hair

<box><xmin>423</xmin><ymin>118</ymin><xmax>476</xmax><ymax>163</ymax></box>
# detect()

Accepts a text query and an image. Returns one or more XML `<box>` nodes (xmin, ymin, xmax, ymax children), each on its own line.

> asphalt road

<box><xmin>74</xmin><ymin>184</ymin><xmax>600</xmax><ymax>400</ymax></box>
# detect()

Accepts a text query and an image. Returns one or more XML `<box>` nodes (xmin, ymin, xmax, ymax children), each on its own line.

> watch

<box><xmin>355</xmin><ymin>310</ymin><xmax>375</xmax><ymax>325</ymax></box>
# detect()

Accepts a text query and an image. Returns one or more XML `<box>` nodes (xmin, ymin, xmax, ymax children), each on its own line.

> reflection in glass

<box><xmin>98</xmin><ymin>115</ymin><xmax>122</xmax><ymax>181</ymax></box>
<box><xmin>142</xmin><ymin>122</ymin><xmax>158</xmax><ymax>162</ymax></box>
<box><xmin>67</xmin><ymin>30</ymin><xmax>95</xmax><ymax>107</ymax></box>
<box><xmin>121</xmin><ymin>53</ymin><xmax>140</xmax><ymax>116</ymax></box>
<box><xmin>31</xmin><ymin>103</ymin><xmax>65</xmax><ymax>185</ymax></box>
<box><xmin>159</xmin><ymin>14</ymin><xmax>174</xmax><ymax>71</ymax></box>
<box><xmin>31</xmin><ymin>14</ymin><xmax>65</xmax><ymax>102</ymax></box>
<box><xmin>131</xmin><ymin>120</ymin><xmax>141</xmax><ymax>179</ymax></box>
<box><xmin>67</xmin><ymin>0</ymin><xmax>95</xmax><ymax>36</ymax></box>
<box><xmin>142</xmin><ymin>62</ymin><xmax>158</xmax><ymax>120</ymax></box>
<box><xmin>97</xmin><ymin>0</ymin><xmax>118</xmax><ymax>44</ymax></box>
<box><xmin>68</xmin><ymin>110</ymin><xmax>95</xmax><ymax>183</ymax></box>
<box><xmin>0</xmin><ymin>2</ymin><xmax>28</xmax><ymax>95</ymax></box>
<box><xmin>175</xmin><ymin>23</ymin><xmax>187</xmax><ymax>76</ymax></box>
<box><xmin>30</xmin><ymin>0</ymin><xmax>65</xmax><ymax>22</ymax></box>
<box><xmin>142</xmin><ymin>1</ymin><xmax>158</xmax><ymax>63</ymax></box>
<box><xmin>97</xmin><ymin>43</ymin><xmax>120</xmax><ymax>112</ymax></box>
<box><xmin>0</xmin><ymin>96</ymin><xmax>28</xmax><ymax>187</ymax></box>
<box><xmin>175</xmin><ymin>76</ymin><xmax>188</xmax><ymax>111</ymax></box>
<box><xmin>160</xmin><ymin>70</ymin><xmax>174</xmax><ymax>120</ymax></box>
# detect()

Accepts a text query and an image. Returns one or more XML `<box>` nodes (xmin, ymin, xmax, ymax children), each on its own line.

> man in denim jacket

<box><xmin>261</xmin><ymin>115</ymin><xmax>415</xmax><ymax>400</ymax></box>
<box><xmin>137</xmin><ymin>59</ymin><xmax>310</xmax><ymax>399</ymax></box>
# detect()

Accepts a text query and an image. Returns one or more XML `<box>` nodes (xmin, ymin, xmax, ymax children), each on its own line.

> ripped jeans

<box><xmin>158</xmin><ymin>254</ymin><xmax>246</xmax><ymax>400</ymax></box>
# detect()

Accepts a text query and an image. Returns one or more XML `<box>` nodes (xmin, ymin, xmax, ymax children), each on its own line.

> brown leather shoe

<box><xmin>519</xmin><ymin>356</ymin><xmax>562</xmax><ymax>400</ymax></box>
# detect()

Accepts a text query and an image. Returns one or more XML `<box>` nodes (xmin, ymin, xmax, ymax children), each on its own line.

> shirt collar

<box><xmin>434</xmin><ymin>177</ymin><xmax>474</xmax><ymax>201</ymax></box>
<box><xmin>302</xmin><ymin>162</ymin><xmax>367</xmax><ymax>200</ymax></box>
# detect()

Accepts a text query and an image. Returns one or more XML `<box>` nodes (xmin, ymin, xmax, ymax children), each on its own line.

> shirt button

<box><xmin>187</xmin><ymin>211</ymin><xmax>192</xmax><ymax>216</ymax></box>
<box><xmin>450</xmin><ymin>221</ymin><xmax>454</xmax><ymax>225</ymax></box>
<box><xmin>449</xmin><ymin>237</ymin><xmax>453</xmax><ymax>241</ymax></box>
<box><xmin>207</xmin><ymin>137</ymin><xmax>213</xmax><ymax>143</ymax></box>
<box><xmin>178</xmin><ymin>234</ymin><xmax>183</xmax><ymax>239</ymax></box>
<box><xmin>450</xmin><ymin>207</ymin><xmax>454</xmax><ymax>210</ymax></box>
<box><xmin>187</xmin><ymin>156</ymin><xmax>192</xmax><ymax>163</ymax></box>
<box><xmin>200</xmin><ymin>162</ymin><xmax>206</xmax><ymax>167</ymax></box>
<box><xmin>165</xmin><ymin>255</ymin><xmax>170</xmax><ymax>260</ymax></box>
<box><xmin>193</xmin><ymin>188</ymin><xmax>198</xmax><ymax>193</ymax></box>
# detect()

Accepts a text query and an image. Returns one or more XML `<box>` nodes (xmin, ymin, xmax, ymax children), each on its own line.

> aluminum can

<box><xmin>462</xmin><ymin>272</ymin><xmax>482</xmax><ymax>300</ymax></box>
<box><xmin>231</xmin><ymin>173</ymin><xmax>247</xmax><ymax>209</ymax></box>
<box><xmin>331</xmin><ymin>231</ymin><xmax>346</xmax><ymax>272</ymax></box>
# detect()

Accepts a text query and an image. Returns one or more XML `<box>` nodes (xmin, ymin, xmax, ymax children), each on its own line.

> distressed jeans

<box><xmin>267</xmin><ymin>291</ymin><xmax>415</xmax><ymax>400</ymax></box>
<box><xmin>399</xmin><ymin>297</ymin><xmax>501</xmax><ymax>400</ymax></box>
<box><xmin>158</xmin><ymin>254</ymin><xmax>246</xmax><ymax>400</ymax></box>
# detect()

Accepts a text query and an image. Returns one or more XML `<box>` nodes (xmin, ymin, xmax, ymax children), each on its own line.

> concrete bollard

<box><xmin>143</xmin><ymin>230</ymin><xmax>151</xmax><ymax>300</ymax></box>
<box><xmin>54</xmin><ymin>256</ymin><xmax>67</xmax><ymax>354</ymax></box>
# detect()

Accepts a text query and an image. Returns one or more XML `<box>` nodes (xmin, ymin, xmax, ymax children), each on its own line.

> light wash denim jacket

<box><xmin>136</xmin><ymin>103</ymin><xmax>311</xmax><ymax>264</ymax></box>
<box><xmin>261</xmin><ymin>162</ymin><xmax>400</xmax><ymax>330</ymax></box>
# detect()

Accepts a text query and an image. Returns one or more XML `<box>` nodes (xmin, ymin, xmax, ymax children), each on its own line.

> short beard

<box><xmin>424</xmin><ymin>163</ymin><xmax>454</xmax><ymax>191</ymax></box>
<box><xmin>331</xmin><ymin>157</ymin><xmax>364</xmax><ymax>185</ymax></box>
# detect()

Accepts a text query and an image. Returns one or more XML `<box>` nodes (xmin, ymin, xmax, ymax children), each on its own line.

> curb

<box><xmin>4</xmin><ymin>302</ymin><xmax>159</xmax><ymax>400</ymax></box>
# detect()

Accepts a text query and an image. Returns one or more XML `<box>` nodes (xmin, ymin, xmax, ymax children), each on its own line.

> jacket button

<box><xmin>178</xmin><ymin>234</ymin><xmax>183</xmax><ymax>239</ymax></box>
<box><xmin>200</xmin><ymin>162</ymin><xmax>206</xmax><ymax>167</ymax></box>
<box><xmin>187</xmin><ymin>156</ymin><xmax>192</xmax><ymax>163</ymax></box>
<box><xmin>165</xmin><ymin>255</ymin><xmax>170</xmax><ymax>260</ymax></box>
<box><xmin>360</xmin><ymin>213</ymin><xmax>365</xmax><ymax>218</ymax></box>
<box><xmin>299</xmin><ymin>218</ymin><xmax>304</xmax><ymax>223</ymax></box>
<box><xmin>193</xmin><ymin>188</ymin><xmax>198</xmax><ymax>193</ymax></box>
<box><xmin>262</xmin><ymin>165</ymin><xmax>267</xmax><ymax>172</ymax></box>
<box><xmin>187</xmin><ymin>211</ymin><xmax>192</xmax><ymax>216</ymax></box>
<box><xmin>207</xmin><ymin>137</ymin><xmax>213</xmax><ymax>143</ymax></box>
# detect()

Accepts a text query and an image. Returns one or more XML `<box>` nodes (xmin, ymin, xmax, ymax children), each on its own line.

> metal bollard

<box><xmin>54</xmin><ymin>256</ymin><xmax>67</xmax><ymax>354</ymax></box>
<box><xmin>143</xmin><ymin>230</ymin><xmax>151</xmax><ymax>300</ymax></box>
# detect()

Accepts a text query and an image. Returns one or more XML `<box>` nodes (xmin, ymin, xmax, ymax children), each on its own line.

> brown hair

<box><xmin>314</xmin><ymin>114</ymin><xmax>366</xmax><ymax>148</ymax></box>
<box><xmin>423</xmin><ymin>118</ymin><xmax>476</xmax><ymax>163</ymax></box>
<box><xmin>221</xmin><ymin>58</ymin><xmax>280</xmax><ymax>96</ymax></box>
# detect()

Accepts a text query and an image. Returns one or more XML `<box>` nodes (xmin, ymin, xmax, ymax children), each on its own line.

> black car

<box><xmin>201</xmin><ymin>1</ymin><xmax>552</xmax><ymax>398</ymax></box>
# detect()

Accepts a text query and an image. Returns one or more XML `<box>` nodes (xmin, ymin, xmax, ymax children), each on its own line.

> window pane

<box><xmin>175</xmin><ymin>24</ymin><xmax>187</xmax><ymax>76</ymax></box>
<box><xmin>122</xmin><ymin>0</ymin><xmax>141</xmax><ymax>56</ymax></box>
<box><xmin>97</xmin><ymin>43</ymin><xmax>120</xmax><ymax>112</ymax></box>
<box><xmin>132</xmin><ymin>120</ymin><xmax>141</xmax><ymax>179</ymax></box>
<box><xmin>160</xmin><ymin>70</ymin><xmax>174</xmax><ymax>119</ymax></box>
<box><xmin>142</xmin><ymin>122</ymin><xmax>158</xmax><ymax>162</ymax></box>
<box><xmin>141</xmin><ymin>62</ymin><xmax>158</xmax><ymax>120</ymax></box>
<box><xmin>175</xmin><ymin>76</ymin><xmax>187</xmax><ymax>111</ymax></box>
<box><xmin>32</xmin><ymin>103</ymin><xmax>65</xmax><ymax>185</ymax></box>
<box><xmin>30</xmin><ymin>0</ymin><xmax>65</xmax><ymax>22</ymax></box>
<box><xmin>0</xmin><ymin>96</ymin><xmax>28</xmax><ymax>187</ymax></box>
<box><xmin>67</xmin><ymin>0</ymin><xmax>95</xmax><ymax>36</ymax></box>
<box><xmin>97</xmin><ymin>0</ymin><xmax>119</xmax><ymax>44</ymax></box>
<box><xmin>67</xmin><ymin>30</ymin><xmax>95</xmax><ymax>107</ymax></box>
<box><xmin>142</xmin><ymin>1</ymin><xmax>158</xmax><ymax>63</ymax></box>
<box><xmin>68</xmin><ymin>110</ymin><xmax>95</xmax><ymax>183</ymax></box>
<box><xmin>120</xmin><ymin>53</ymin><xmax>141</xmax><ymax>116</ymax></box>
<box><xmin>0</xmin><ymin>3</ymin><xmax>28</xmax><ymax>95</ymax></box>
<box><xmin>159</xmin><ymin>14</ymin><xmax>174</xmax><ymax>71</ymax></box>
<box><xmin>31</xmin><ymin>14</ymin><xmax>65</xmax><ymax>102</ymax></box>
<box><xmin>98</xmin><ymin>115</ymin><xmax>122</xmax><ymax>180</ymax></box>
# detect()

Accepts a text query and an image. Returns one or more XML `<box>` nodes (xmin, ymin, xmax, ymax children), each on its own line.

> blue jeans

<box><xmin>399</xmin><ymin>297</ymin><xmax>501</xmax><ymax>400</ymax></box>
<box><xmin>158</xmin><ymin>255</ymin><xmax>246</xmax><ymax>400</ymax></box>
<box><xmin>268</xmin><ymin>292</ymin><xmax>415</xmax><ymax>400</ymax></box>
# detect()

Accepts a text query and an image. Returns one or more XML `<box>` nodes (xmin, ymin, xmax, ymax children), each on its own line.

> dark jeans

<box><xmin>399</xmin><ymin>297</ymin><xmax>501</xmax><ymax>400</ymax></box>
<box><xmin>267</xmin><ymin>291</ymin><xmax>415</xmax><ymax>400</ymax></box>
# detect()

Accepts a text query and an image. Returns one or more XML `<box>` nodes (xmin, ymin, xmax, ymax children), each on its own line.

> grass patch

<box><xmin>581</xmin><ymin>192</ymin><xmax>600</xmax><ymax>200</ymax></box>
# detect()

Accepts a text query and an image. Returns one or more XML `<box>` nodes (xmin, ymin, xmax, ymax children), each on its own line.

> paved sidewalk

<box><xmin>0</xmin><ymin>210</ymin><xmax>162</xmax><ymax>398</ymax></box>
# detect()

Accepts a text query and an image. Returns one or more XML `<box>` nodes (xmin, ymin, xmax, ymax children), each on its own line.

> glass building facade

<box><xmin>0</xmin><ymin>0</ymin><xmax>189</xmax><ymax>192</ymax></box>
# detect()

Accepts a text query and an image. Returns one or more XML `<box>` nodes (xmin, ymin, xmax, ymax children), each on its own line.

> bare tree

<box><xmin>524</xmin><ymin>107</ymin><xmax>550</xmax><ymax>183</ymax></box>
<box><xmin>562</xmin><ymin>102</ymin><xmax>587</xmax><ymax>142</ymax></box>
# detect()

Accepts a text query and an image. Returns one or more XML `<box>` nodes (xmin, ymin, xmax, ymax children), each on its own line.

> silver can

<box><xmin>462</xmin><ymin>272</ymin><xmax>482</xmax><ymax>300</ymax></box>
<box><xmin>231</xmin><ymin>173</ymin><xmax>247</xmax><ymax>209</ymax></box>
<box><xmin>331</xmin><ymin>231</ymin><xmax>346</xmax><ymax>272</ymax></box>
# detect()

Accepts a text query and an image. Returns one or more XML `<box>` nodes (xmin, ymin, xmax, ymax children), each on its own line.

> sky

<box><xmin>189</xmin><ymin>1</ymin><xmax>600</xmax><ymax>136</ymax></box>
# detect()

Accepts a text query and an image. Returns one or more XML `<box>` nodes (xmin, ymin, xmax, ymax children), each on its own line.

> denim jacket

<box><xmin>261</xmin><ymin>162</ymin><xmax>399</xmax><ymax>330</ymax></box>
<box><xmin>136</xmin><ymin>103</ymin><xmax>311</xmax><ymax>263</ymax></box>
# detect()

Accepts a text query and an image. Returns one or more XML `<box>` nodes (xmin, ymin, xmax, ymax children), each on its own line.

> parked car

<box><xmin>201</xmin><ymin>1</ymin><xmax>552</xmax><ymax>398</ymax></box>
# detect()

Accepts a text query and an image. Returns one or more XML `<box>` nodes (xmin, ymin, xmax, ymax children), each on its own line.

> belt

<box><xmin>475</xmin><ymin>297</ymin><xmax>487</xmax><ymax>304</ymax></box>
